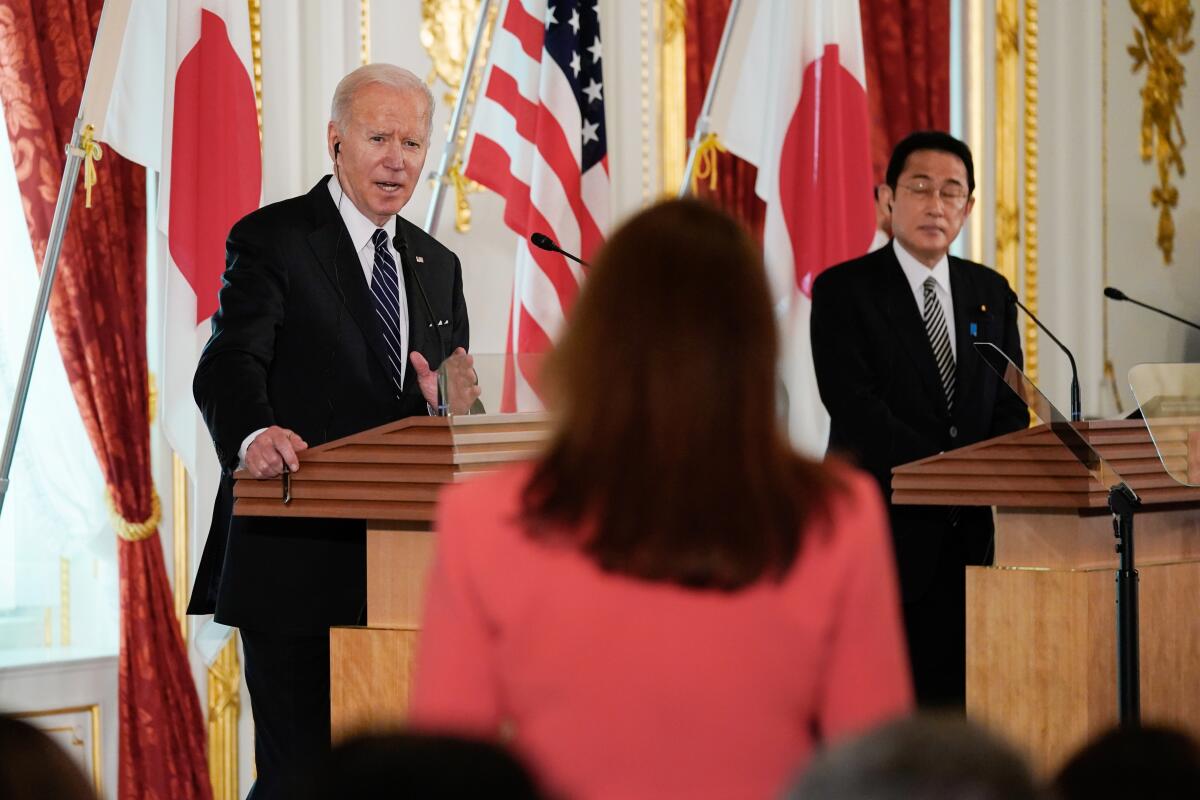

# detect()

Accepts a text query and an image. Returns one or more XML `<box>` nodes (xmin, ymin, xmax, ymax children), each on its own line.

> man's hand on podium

<box><xmin>245</xmin><ymin>426</ymin><xmax>308</xmax><ymax>478</ymax></box>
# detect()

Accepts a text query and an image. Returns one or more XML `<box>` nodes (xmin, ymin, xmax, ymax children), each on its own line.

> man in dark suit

<box><xmin>188</xmin><ymin>64</ymin><xmax>474</xmax><ymax>799</ymax></box>
<box><xmin>811</xmin><ymin>131</ymin><xmax>1029</xmax><ymax>709</ymax></box>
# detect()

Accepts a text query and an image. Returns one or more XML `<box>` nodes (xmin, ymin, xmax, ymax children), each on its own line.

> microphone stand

<box><xmin>1011</xmin><ymin>294</ymin><xmax>1082</xmax><ymax>422</ymax></box>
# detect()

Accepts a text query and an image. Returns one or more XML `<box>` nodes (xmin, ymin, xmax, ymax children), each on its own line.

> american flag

<box><xmin>464</xmin><ymin>0</ymin><xmax>609</xmax><ymax>409</ymax></box>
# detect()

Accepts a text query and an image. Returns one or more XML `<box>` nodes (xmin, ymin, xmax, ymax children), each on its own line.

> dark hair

<box><xmin>303</xmin><ymin>731</ymin><xmax>544</xmax><ymax>799</ymax></box>
<box><xmin>1054</xmin><ymin>724</ymin><xmax>1200</xmax><ymax>800</ymax></box>
<box><xmin>785</xmin><ymin>715</ymin><xmax>1044</xmax><ymax>800</ymax></box>
<box><xmin>886</xmin><ymin>130</ymin><xmax>975</xmax><ymax>194</ymax></box>
<box><xmin>0</xmin><ymin>716</ymin><xmax>99</xmax><ymax>800</ymax></box>
<box><xmin>520</xmin><ymin>198</ymin><xmax>840</xmax><ymax>591</ymax></box>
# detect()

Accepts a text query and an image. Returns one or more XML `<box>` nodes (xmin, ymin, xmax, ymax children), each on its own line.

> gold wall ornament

<box><xmin>421</xmin><ymin>0</ymin><xmax>481</xmax><ymax>103</ymax></box>
<box><xmin>172</xmin><ymin>454</ymin><xmax>189</xmax><ymax>641</ymax></box>
<box><xmin>361</xmin><ymin>0</ymin><xmax>371</xmax><ymax>65</ymax></box>
<box><xmin>995</xmin><ymin>0</ymin><xmax>1020</xmax><ymax>294</ymax></box>
<box><xmin>420</xmin><ymin>0</ymin><xmax>498</xmax><ymax>232</ymax></box>
<box><xmin>1128</xmin><ymin>0</ymin><xmax>1193</xmax><ymax>265</ymax></box>
<box><xmin>207</xmin><ymin>637</ymin><xmax>241</xmax><ymax>800</ymax></box>
<box><xmin>247</xmin><ymin>0</ymin><xmax>262</xmax><ymax>136</ymax></box>
<box><xmin>1023</xmin><ymin>0</ymin><xmax>1040</xmax><ymax>384</ymax></box>
<box><xmin>659</xmin><ymin>0</ymin><xmax>687</xmax><ymax>194</ymax></box>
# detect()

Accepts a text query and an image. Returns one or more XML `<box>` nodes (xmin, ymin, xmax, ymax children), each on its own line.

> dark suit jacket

<box><xmin>810</xmin><ymin>243</ymin><xmax>1028</xmax><ymax>601</ymax></box>
<box><xmin>187</xmin><ymin>176</ymin><xmax>469</xmax><ymax>634</ymax></box>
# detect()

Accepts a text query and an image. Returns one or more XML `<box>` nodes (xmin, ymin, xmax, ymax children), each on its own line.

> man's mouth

<box><xmin>376</xmin><ymin>181</ymin><xmax>402</xmax><ymax>192</ymax></box>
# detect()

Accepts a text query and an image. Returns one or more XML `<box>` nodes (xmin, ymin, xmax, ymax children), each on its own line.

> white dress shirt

<box><xmin>893</xmin><ymin>239</ymin><xmax>956</xmax><ymax>362</ymax></box>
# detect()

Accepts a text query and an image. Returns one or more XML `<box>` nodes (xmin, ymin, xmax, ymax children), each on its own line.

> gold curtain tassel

<box><xmin>690</xmin><ymin>132</ymin><xmax>727</xmax><ymax>194</ymax></box>
<box><xmin>107</xmin><ymin>488</ymin><xmax>162</xmax><ymax>542</ymax></box>
<box><xmin>78</xmin><ymin>124</ymin><xmax>103</xmax><ymax>209</ymax></box>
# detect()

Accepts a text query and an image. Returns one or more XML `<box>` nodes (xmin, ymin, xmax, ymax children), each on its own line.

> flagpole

<box><xmin>424</xmin><ymin>0</ymin><xmax>495</xmax><ymax>235</ymax></box>
<box><xmin>679</xmin><ymin>0</ymin><xmax>743</xmax><ymax>197</ymax></box>
<box><xmin>0</xmin><ymin>0</ymin><xmax>132</xmax><ymax>519</ymax></box>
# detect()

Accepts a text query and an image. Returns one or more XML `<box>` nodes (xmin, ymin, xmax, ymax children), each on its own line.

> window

<box><xmin>0</xmin><ymin>129</ymin><xmax>118</xmax><ymax>666</ymax></box>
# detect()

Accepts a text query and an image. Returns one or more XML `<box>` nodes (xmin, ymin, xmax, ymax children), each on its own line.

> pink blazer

<box><xmin>409</xmin><ymin>463</ymin><xmax>912</xmax><ymax>800</ymax></box>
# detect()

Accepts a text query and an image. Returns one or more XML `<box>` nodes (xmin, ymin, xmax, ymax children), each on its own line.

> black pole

<box><xmin>1108</xmin><ymin>482</ymin><xmax>1141</xmax><ymax>725</ymax></box>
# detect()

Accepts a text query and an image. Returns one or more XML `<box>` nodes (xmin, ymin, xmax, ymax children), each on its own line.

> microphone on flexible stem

<box><xmin>1104</xmin><ymin>286</ymin><xmax>1200</xmax><ymax>333</ymax></box>
<box><xmin>531</xmin><ymin>232</ymin><xmax>590</xmax><ymax>267</ymax></box>
<box><xmin>1008</xmin><ymin>289</ymin><xmax>1083</xmax><ymax>422</ymax></box>
<box><xmin>394</xmin><ymin>230</ymin><xmax>448</xmax><ymax>411</ymax></box>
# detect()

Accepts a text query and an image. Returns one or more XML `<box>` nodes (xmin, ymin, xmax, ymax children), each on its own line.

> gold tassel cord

<box><xmin>690</xmin><ymin>132</ymin><xmax>727</xmax><ymax>194</ymax></box>
<box><xmin>77</xmin><ymin>124</ymin><xmax>103</xmax><ymax>209</ymax></box>
<box><xmin>107</xmin><ymin>488</ymin><xmax>162</xmax><ymax>543</ymax></box>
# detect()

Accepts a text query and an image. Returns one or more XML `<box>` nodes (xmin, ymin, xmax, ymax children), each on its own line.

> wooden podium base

<box><xmin>967</xmin><ymin>506</ymin><xmax>1200</xmax><ymax>774</ymax></box>
<box><xmin>330</xmin><ymin>626</ymin><xmax>418</xmax><ymax>741</ymax></box>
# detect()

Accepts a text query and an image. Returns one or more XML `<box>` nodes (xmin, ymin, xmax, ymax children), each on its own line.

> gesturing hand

<box><xmin>410</xmin><ymin>348</ymin><xmax>482</xmax><ymax>415</ymax></box>
<box><xmin>245</xmin><ymin>426</ymin><xmax>308</xmax><ymax>478</ymax></box>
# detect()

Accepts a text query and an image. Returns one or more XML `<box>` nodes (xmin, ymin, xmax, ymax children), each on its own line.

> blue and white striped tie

<box><xmin>370</xmin><ymin>228</ymin><xmax>404</xmax><ymax>389</ymax></box>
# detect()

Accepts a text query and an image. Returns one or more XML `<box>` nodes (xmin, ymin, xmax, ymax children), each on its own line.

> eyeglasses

<box><xmin>899</xmin><ymin>180</ymin><xmax>970</xmax><ymax>210</ymax></box>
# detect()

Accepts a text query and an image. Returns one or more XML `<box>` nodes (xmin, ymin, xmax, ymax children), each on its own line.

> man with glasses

<box><xmin>810</xmin><ymin>130</ymin><xmax>1029</xmax><ymax>709</ymax></box>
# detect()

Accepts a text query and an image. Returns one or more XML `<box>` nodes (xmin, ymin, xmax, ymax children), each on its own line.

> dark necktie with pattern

<box><xmin>923</xmin><ymin>276</ymin><xmax>955</xmax><ymax>411</ymax></box>
<box><xmin>370</xmin><ymin>228</ymin><xmax>404</xmax><ymax>390</ymax></box>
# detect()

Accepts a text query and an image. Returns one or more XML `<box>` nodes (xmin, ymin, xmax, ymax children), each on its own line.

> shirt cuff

<box><xmin>238</xmin><ymin>427</ymin><xmax>268</xmax><ymax>470</ymax></box>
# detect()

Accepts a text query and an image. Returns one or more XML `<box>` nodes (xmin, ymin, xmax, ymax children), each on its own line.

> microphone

<box><xmin>394</xmin><ymin>230</ymin><xmax>448</xmax><ymax>406</ymax></box>
<box><xmin>1008</xmin><ymin>289</ymin><xmax>1082</xmax><ymax>422</ymax></box>
<box><xmin>1104</xmin><ymin>286</ymin><xmax>1200</xmax><ymax>332</ymax></box>
<box><xmin>531</xmin><ymin>232</ymin><xmax>590</xmax><ymax>267</ymax></box>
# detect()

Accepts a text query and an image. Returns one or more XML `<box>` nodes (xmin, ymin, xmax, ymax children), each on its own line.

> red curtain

<box><xmin>685</xmin><ymin>0</ymin><xmax>765</xmax><ymax>239</ymax></box>
<box><xmin>858</xmin><ymin>0</ymin><xmax>951</xmax><ymax>182</ymax></box>
<box><xmin>0</xmin><ymin>3</ymin><xmax>212</xmax><ymax>799</ymax></box>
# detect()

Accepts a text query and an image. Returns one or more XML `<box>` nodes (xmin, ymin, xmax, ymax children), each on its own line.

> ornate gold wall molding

<box><xmin>659</xmin><ymin>0</ymin><xmax>686</xmax><ymax>194</ymax></box>
<box><xmin>13</xmin><ymin>704</ymin><xmax>102</xmax><ymax>794</ymax></box>
<box><xmin>207</xmin><ymin>639</ymin><xmax>241</xmax><ymax>800</ymax></box>
<box><xmin>247</xmin><ymin>0</ymin><xmax>262</xmax><ymax>134</ymax></box>
<box><xmin>361</xmin><ymin>0</ymin><xmax>371</xmax><ymax>66</ymax></box>
<box><xmin>995</xmin><ymin>0</ymin><xmax>1020</xmax><ymax>294</ymax></box>
<box><xmin>994</xmin><ymin>0</ymin><xmax>1039</xmax><ymax>384</ymax></box>
<box><xmin>1023</xmin><ymin>0</ymin><xmax>1039</xmax><ymax>383</ymax></box>
<box><xmin>1128</xmin><ymin>0</ymin><xmax>1192</xmax><ymax>265</ymax></box>
<box><xmin>172</xmin><ymin>455</ymin><xmax>188</xmax><ymax>640</ymax></box>
<box><xmin>419</xmin><ymin>0</ymin><xmax>498</xmax><ymax>233</ymax></box>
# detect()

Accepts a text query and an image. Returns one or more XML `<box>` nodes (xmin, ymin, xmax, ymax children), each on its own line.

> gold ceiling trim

<box><xmin>1128</xmin><ymin>0</ymin><xmax>1192</xmax><ymax>264</ymax></box>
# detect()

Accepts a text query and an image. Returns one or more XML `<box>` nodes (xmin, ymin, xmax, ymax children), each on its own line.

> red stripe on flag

<box><xmin>466</xmin><ymin>135</ymin><xmax>582</xmax><ymax>315</ymax></box>
<box><xmin>484</xmin><ymin>70</ymin><xmax>604</xmax><ymax>254</ymax></box>
<box><xmin>168</xmin><ymin>9</ymin><xmax>262</xmax><ymax>322</ymax></box>
<box><xmin>502</xmin><ymin>0</ymin><xmax>545</xmax><ymax>62</ymax></box>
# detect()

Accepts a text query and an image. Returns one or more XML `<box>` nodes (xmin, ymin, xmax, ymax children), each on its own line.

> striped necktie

<box><xmin>370</xmin><ymin>228</ymin><xmax>404</xmax><ymax>389</ymax></box>
<box><xmin>923</xmin><ymin>276</ymin><xmax>955</xmax><ymax>410</ymax></box>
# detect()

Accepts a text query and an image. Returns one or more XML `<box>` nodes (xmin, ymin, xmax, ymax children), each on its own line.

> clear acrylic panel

<box><xmin>974</xmin><ymin>342</ymin><xmax>1125</xmax><ymax>488</ymax></box>
<box><xmin>1127</xmin><ymin>363</ymin><xmax>1200</xmax><ymax>487</ymax></box>
<box><xmin>434</xmin><ymin>352</ymin><xmax>550</xmax><ymax>417</ymax></box>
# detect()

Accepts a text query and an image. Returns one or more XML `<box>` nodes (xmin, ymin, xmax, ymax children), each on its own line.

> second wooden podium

<box><xmin>234</xmin><ymin>412</ymin><xmax>551</xmax><ymax>740</ymax></box>
<box><xmin>893</xmin><ymin>419</ymin><xmax>1200</xmax><ymax>772</ymax></box>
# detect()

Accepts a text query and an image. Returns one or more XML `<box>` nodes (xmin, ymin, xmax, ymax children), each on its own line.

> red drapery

<box><xmin>0</xmin><ymin>3</ymin><xmax>212</xmax><ymax>799</ymax></box>
<box><xmin>858</xmin><ymin>0</ymin><xmax>951</xmax><ymax>182</ymax></box>
<box><xmin>684</xmin><ymin>0</ymin><xmax>765</xmax><ymax>239</ymax></box>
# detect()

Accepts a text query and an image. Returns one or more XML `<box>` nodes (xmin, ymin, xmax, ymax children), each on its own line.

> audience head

<box><xmin>884</xmin><ymin>130</ymin><xmax>975</xmax><ymax>267</ymax></box>
<box><xmin>523</xmin><ymin>198</ymin><xmax>838</xmax><ymax>591</ymax></box>
<box><xmin>1053</xmin><ymin>724</ymin><xmax>1200</xmax><ymax>800</ymax></box>
<box><xmin>0</xmin><ymin>716</ymin><xmax>99</xmax><ymax>800</ymax></box>
<box><xmin>785</xmin><ymin>715</ymin><xmax>1043</xmax><ymax>800</ymax></box>
<box><xmin>303</xmin><ymin>731</ymin><xmax>544</xmax><ymax>799</ymax></box>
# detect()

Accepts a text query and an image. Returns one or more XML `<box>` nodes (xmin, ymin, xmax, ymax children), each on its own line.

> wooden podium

<box><xmin>234</xmin><ymin>412</ymin><xmax>552</xmax><ymax>740</ymax></box>
<box><xmin>893</xmin><ymin>419</ymin><xmax>1200</xmax><ymax>772</ymax></box>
